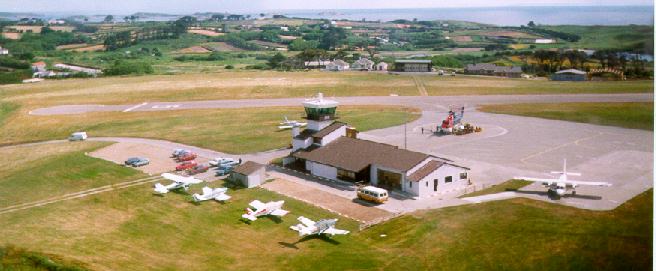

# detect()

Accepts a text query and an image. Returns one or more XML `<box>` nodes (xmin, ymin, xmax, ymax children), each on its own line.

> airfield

<box><xmin>24</xmin><ymin>93</ymin><xmax>653</xmax><ymax>214</ymax></box>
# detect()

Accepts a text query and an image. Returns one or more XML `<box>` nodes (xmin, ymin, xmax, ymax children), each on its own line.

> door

<box><xmin>433</xmin><ymin>179</ymin><xmax>438</xmax><ymax>191</ymax></box>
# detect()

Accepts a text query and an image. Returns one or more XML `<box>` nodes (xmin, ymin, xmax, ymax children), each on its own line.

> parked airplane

<box><xmin>242</xmin><ymin>200</ymin><xmax>289</xmax><ymax>221</ymax></box>
<box><xmin>154</xmin><ymin>173</ymin><xmax>203</xmax><ymax>194</ymax></box>
<box><xmin>515</xmin><ymin>159</ymin><xmax>612</xmax><ymax>198</ymax></box>
<box><xmin>192</xmin><ymin>186</ymin><xmax>231</xmax><ymax>202</ymax></box>
<box><xmin>278</xmin><ymin>116</ymin><xmax>307</xmax><ymax>130</ymax></box>
<box><xmin>290</xmin><ymin>216</ymin><xmax>350</xmax><ymax>237</ymax></box>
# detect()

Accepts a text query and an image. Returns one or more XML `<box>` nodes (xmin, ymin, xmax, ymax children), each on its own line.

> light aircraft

<box><xmin>278</xmin><ymin>116</ymin><xmax>307</xmax><ymax>130</ymax></box>
<box><xmin>515</xmin><ymin>159</ymin><xmax>612</xmax><ymax>198</ymax></box>
<box><xmin>242</xmin><ymin>200</ymin><xmax>289</xmax><ymax>221</ymax></box>
<box><xmin>154</xmin><ymin>173</ymin><xmax>203</xmax><ymax>194</ymax></box>
<box><xmin>192</xmin><ymin>186</ymin><xmax>231</xmax><ymax>202</ymax></box>
<box><xmin>290</xmin><ymin>216</ymin><xmax>350</xmax><ymax>237</ymax></box>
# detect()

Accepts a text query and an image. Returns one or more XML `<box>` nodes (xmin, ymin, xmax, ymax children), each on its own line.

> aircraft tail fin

<box><xmin>154</xmin><ymin>183</ymin><xmax>168</xmax><ymax>194</ymax></box>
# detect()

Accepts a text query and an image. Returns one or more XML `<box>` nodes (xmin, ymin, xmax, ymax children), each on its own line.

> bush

<box><xmin>0</xmin><ymin>69</ymin><xmax>31</xmax><ymax>84</ymax></box>
<box><xmin>104</xmin><ymin>61</ymin><xmax>154</xmax><ymax>75</ymax></box>
<box><xmin>224</xmin><ymin>65</ymin><xmax>234</xmax><ymax>69</ymax></box>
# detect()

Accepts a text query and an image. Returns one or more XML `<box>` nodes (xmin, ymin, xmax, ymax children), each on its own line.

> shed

<box><xmin>551</xmin><ymin>69</ymin><xmax>587</xmax><ymax>81</ymax></box>
<box><xmin>393</xmin><ymin>59</ymin><xmax>432</xmax><ymax>72</ymax></box>
<box><xmin>375</xmin><ymin>62</ymin><xmax>388</xmax><ymax>71</ymax></box>
<box><xmin>229</xmin><ymin>161</ymin><xmax>266</xmax><ymax>188</ymax></box>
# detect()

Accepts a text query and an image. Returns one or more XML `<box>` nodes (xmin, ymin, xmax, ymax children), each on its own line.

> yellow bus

<box><xmin>357</xmin><ymin>186</ymin><xmax>389</xmax><ymax>204</ymax></box>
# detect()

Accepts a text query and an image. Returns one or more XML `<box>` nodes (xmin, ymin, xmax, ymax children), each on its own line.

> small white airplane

<box><xmin>242</xmin><ymin>200</ymin><xmax>289</xmax><ymax>221</ymax></box>
<box><xmin>515</xmin><ymin>159</ymin><xmax>612</xmax><ymax>198</ymax></box>
<box><xmin>154</xmin><ymin>173</ymin><xmax>204</xmax><ymax>194</ymax></box>
<box><xmin>192</xmin><ymin>186</ymin><xmax>231</xmax><ymax>202</ymax></box>
<box><xmin>278</xmin><ymin>116</ymin><xmax>307</xmax><ymax>130</ymax></box>
<box><xmin>290</xmin><ymin>216</ymin><xmax>350</xmax><ymax>237</ymax></box>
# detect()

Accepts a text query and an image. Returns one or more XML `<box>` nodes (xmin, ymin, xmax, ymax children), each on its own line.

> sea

<box><xmin>276</xmin><ymin>6</ymin><xmax>654</xmax><ymax>26</ymax></box>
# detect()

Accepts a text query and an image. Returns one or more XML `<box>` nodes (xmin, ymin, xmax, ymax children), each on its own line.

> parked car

<box><xmin>216</xmin><ymin>165</ymin><xmax>234</xmax><ymax>176</ymax></box>
<box><xmin>176</xmin><ymin>161</ymin><xmax>198</xmax><ymax>171</ymax></box>
<box><xmin>124</xmin><ymin>157</ymin><xmax>149</xmax><ymax>167</ymax></box>
<box><xmin>187</xmin><ymin>164</ymin><xmax>210</xmax><ymax>175</ymax></box>
<box><xmin>171</xmin><ymin>149</ymin><xmax>189</xmax><ymax>158</ymax></box>
<box><xmin>68</xmin><ymin>132</ymin><xmax>88</xmax><ymax>141</ymax></box>
<box><xmin>176</xmin><ymin>152</ymin><xmax>197</xmax><ymax>162</ymax></box>
<box><xmin>209</xmin><ymin>157</ymin><xmax>236</xmax><ymax>167</ymax></box>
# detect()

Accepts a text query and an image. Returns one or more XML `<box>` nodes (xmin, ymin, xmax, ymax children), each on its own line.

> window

<box><xmin>409</xmin><ymin>182</ymin><xmax>412</xmax><ymax>188</ymax></box>
<box><xmin>460</xmin><ymin>172</ymin><xmax>468</xmax><ymax>180</ymax></box>
<box><xmin>445</xmin><ymin>176</ymin><xmax>453</xmax><ymax>183</ymax></box>
<box><xmin>426</xmin><ymin>181</ymin><xmax>428</xmax><ymax>187</ymax></box>
<box><xmin>434</xmin><ymin>179</ymin><xmax>438</xmax><ymax>191</ymax></box>
<box><xmin>337</xmin><ymin>168</ymin><xmax>356</xmax><ymax>181</ymax></box>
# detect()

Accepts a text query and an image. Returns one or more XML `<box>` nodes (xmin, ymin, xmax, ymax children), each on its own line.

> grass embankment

<box><xmin>0</xmin><ymin>245</ymin><xmax>89</xmax><ymax>271</ymax></box>
<box><xmin>0</xmin><ymin>142</ymin><xmax>145</xmax><ymax>208</ymax></box>
<box><xmin>460</xmin><ymin>179</ymin><xmax>532</xmax><ymax>198</ymax></box>
<box><xmin>479</xmin><ymin>102</ymin><xmax>654</xmax><ymax>130</ymax></box>
<box><xmin>0</xmin><ymin>72</ymin><xmax>651</xmax><ymax>108</ymax></box>
<box><xmin>0</xmin><ymin>106</ymin><xmax>420</xmax><ymax>154</ymax></box>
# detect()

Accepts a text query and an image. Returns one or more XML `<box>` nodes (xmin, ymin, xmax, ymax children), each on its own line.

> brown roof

<box><xmin>293</xmin><ymin>136</ymin><xmax>428</xmax><ymax>173</ymax></box>
<box><xmin>294</xmin><ymin>129</ymin><xmax>316</xmax><ymax>140</ymax></box>
<box><xmin>312</xmin><ymin>122</ymin><xmax>346</xmax><ymax>139</ymax></box>
<box><xmin>233</xmin><ymin>161</ymin><xmax>264</xmax><ymax>175</ymax></box>
<box><xmin>407</xmin><ymin>160</ymin><xmax>444</xmax><ymax>182</ymax></box>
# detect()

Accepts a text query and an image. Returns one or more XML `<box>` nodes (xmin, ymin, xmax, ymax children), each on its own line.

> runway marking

<box><xmin>151</xmin><ymin>104</ymin><xmax>180</xmax><ymax>109</ymax></box>
<box><xmin>520</xmin><ymin>132</ymin><xmax>605</xmax><ymax>165</ymax></box>
<box><xmin>0</xmin><ymin>175</ymin><xmax>162</xmax><ymax>215</ymax></box>
<box><xmin>123</xmin><ymin>102</ymin><xmax>148</xmax><ymax>112</ymax></box>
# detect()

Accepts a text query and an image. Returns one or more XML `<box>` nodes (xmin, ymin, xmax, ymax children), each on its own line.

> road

<box><xmin>29</xmin><ymin>93</ymin><xmax>653</xmax><ymax>115</ymax></box>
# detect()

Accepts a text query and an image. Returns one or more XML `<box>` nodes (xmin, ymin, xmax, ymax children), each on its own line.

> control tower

<box><xmin>302</xmin><ymin>93</ymin><xmax>339</xmax><ymax>131</ymax></box>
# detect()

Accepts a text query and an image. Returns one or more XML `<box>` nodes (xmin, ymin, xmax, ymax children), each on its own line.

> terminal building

<box><xmin>284</xmin><ymin>93</ymin><xmax>470</xmax><ymax>198</ymax></box>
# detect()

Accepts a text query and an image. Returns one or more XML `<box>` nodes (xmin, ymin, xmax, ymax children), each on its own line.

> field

<box><xmin>0</xmin><ymin>142</ymin><xmax>651</xmax><ymax>270</ymax></box>
<box><xmin>1</xmin><ymin>72</ymin><xmax>652</xmax><ymax>109</ymax></box>
<box><xmin>544</xmin><ymin>25</ymin><xmax>654</xmax><ymax>50</ymax></box>
<box><xmin>479</xmin><ymin>102</ymin><xmax>654</xmax><ymax>130</ymax></box>
<box><xmin>0</xmin><ymin>105</ymin><xmax>420</xmax><ymax>153</ymax></box>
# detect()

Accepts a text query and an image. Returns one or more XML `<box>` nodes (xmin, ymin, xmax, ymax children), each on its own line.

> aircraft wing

<box><xmin>514</xmin><ymin>177</ymin><xmax>557</xmax><ymax>184</ymax></box>
<box><xmin>242</xmin><ymin>214</ymin><xmax>257</xmax><ymax>221</ymax></box>
<box><xmin>270</xmin><ymin>209</ymin><xmax>289</xmax><ymax>217</ymax></box>
<box><xmin>201</xmin><ymin>187</ymin><xmax>213</xmax><ymax>196</ymax></box>
<box><xmin>564</xmin><ymin>180</ymin><xmax>612</xmax><ymax>187</ymax></box>
<box><xmin>248</xmin><ymin>200</ymin><xmax>265</xmax><ymax>210</ymax></box>
<box><xmin>278</xmin><ymin>125</ymin><xmax>293</xmax><ymax>130</ymax></box>
<box><xmin>161</xmin><ymin>173</ymin><xmax>186</xmax><ymax>182</ymax></box>
<box><xmin>297</xmin><ymin>216</ymin><xmax>315</xmax><ymax>227</ymax></box>
<box><xmin>214</xmin><ymin>194</ymin><xmax>231</xmax><ymax>201</ymax></box>
<box><xmin>323</xmin><ymin>227</ymin><xmax>350</xmax><ymax>236</ymax></box>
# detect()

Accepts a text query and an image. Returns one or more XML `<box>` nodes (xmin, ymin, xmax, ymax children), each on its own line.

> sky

<box><xmin>1</xmin><ymin>0</ymin><xmax>653</xmax><ymax>14</ymax></box>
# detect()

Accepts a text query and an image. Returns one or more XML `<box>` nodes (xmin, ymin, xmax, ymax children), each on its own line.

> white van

<box><xmin>357</xmin><ymin>186</ymin><xmax>389</xmax><ymax>204</ymax></box>
<box><xmin>68</xmin><ymin>132</ymin><xmax>88</xmax><ymax>141</ymax></box>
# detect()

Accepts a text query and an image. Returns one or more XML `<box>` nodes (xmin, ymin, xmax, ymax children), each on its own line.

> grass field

<box><xmin>543</xmin><ymin>25</ymin><xmax>654</xmax><ymax>50</ymax></box>
<box><xmin>0</xmin><ymin>144</ymin><xmax>650</xmax><ymax>270</ymax></box>
<box><xmin>0</xmin><ymin>106</ymin><xmax>420</xmax><ymax>153</ymax></box>
<box><xmin>479</xmin><ymin>102</ymin><xmax>654</xmax><ymax>130</ymax></box>
<box><xmin>1</xmin><ymin>245</ymin><xmax>88</xmax><ymax>270</ymax></box>
<box><xmin>460</xmin><ymin>179</ymin><xmax>532</xmax><ymax>198</ymax></box>
<box><xmin>1</xmin><ymin>72</ymin><xmax>652</xmax><ymax>110</ymax></box>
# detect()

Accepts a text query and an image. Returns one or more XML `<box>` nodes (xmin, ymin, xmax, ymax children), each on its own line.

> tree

<box><xmin>319</xmin><ymin>27</ymin><xmax>346</xmax><ymax>50</ymax></box>
<box><xmin>527</xmin><ymin>21</ymin><xmax>536</xmax><ymax>27</ymax></box>
<box><xmin>211</xmin><ymin>14</ymin><xmax>224</xmax><ymax>21</ymax></box>
<box><xmin>268</xmin><ymin>52</ymin><xmax>287</xmax><ymax>69</ymax></box>
<box><xmin>259</xmin><ymin>13</ymin><xmax>265</xmax><ymax>17</ymax></box>
<box><xmin>104</xmin><ymin>15</ymin><xmax>114</xmax><ymax>23</ymax></box>
<box><xmin>289</xmin><ymin>38</ymin><xmax>319</xmax><ymax>51</ymax></box>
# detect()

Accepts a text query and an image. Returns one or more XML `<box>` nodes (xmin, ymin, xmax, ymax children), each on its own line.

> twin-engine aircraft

<box><xmin>515</xmin><ymin>159</ymin><xmax>612</xmax><ymax>198</ymax></box>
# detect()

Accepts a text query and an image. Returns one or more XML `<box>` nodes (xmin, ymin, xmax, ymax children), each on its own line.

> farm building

<box><xmin>551</xmin><ymin>69</ymin><xmax>587</xmax><ymax>81</ymax></box>
<box><xmin>31</xmin><ymin>61</ymin><xmax>46</xmax><ymax>72</ymax></box>
<box><xmin>351</xmin><ymin>58</ymin><xmax>374</xmax><ymax>71</ymax></box>
<box><xmin>0</xmin><ymin>46</ymin><xmax>8</xmax><ymax>55</ymax></box>
<box><xmin>54</xmin><ymin>63</ymin><xmax>102</xmax><ymax>76</ymax></box>
<box><xmin>465</xmin><ymin>63</ymin><xmax>522</xmax><ymax>78</ymax></box>
<box><xmin>325</xmin><ymin>59</ymin><xmax>350</xmax><ymax>71</ymax></box>
<box><xmin>304</xmin><ymin>60</ymin><xmax>329</xmax><ymax>69</ymax></box>
<box><xmin>230</xmin><ymin>161</ymin><xmax>266</xmax><ymax>188</ymax></box>
<box><xmin>284</xmin><ymin>93</ymin><xmax>470</xmax><ymax>198</ymax></box>
<box><xmin>393</xmin><ymin>59</ymin><xmax>432</xmax><ymax>72</ymax></box>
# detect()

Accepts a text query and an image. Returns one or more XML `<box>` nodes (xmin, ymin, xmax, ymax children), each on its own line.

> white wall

<box><xmin>308</xmin><ymin>162</ymin><xmax>337</xmax><ymax>180</ymax></box>
<box><xmin>307</xmin><ymin>120</ymin><xmax>333</xmax><ymax>132</ymax></box>
<box><xmin>318</xmin><ymin>126</ymin><xmax>346</xmax><ymax>146</ymax></box>
<box><xmin>411</xmin><ymin>164</ymin><xmax>468</xmax><ymax>197</ymax></box>
<box><xmin>292</xmin><ymin>137</ymin><xmax>312</xmax><ymax>151</ymax></box>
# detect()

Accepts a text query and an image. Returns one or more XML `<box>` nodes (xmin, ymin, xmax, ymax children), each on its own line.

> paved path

<box><xmin>29</xmin><ymin>93</ymin><xmax>653</xmax><ymax>115</ymax></box>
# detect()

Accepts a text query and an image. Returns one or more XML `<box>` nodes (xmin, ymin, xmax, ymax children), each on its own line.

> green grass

<box><xmin>460</xmin><ymin>179</ymin><xmax>532</xmax><ymax>198</ymax></box>
<box><xmin>0</xmin><ymin>142</ymin><xmax>145</xmax><ymax>208</ymax></box>
<box><xmin>0</xmin><ymin>102</ymin><xmax>19</xmax><ymax>128</ymax></box>
<box><xmin>479</xmin><ymin>102</ymin><xmax>654</xmax><ymax>130</ymax></box>
<box><xmin>0</xmin><ymin>106</ymin><xmax>420</xmax><ymax>154</ymax></box>
<box><xmin>542</xmin><ymin>25</ymin><xmax>653</xmax><ymax>50</ymax></box>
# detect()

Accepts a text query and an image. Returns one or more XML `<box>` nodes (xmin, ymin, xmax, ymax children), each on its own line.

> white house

<box><xmin>375</xmin><ymin>62</ymin><xmax>388</xmax><ymax>71</ymax></box>
<box><xmin>535</xmin><ymin>39</ymin><xmax>555</xmax><ymax>44</ymax></box>
<box><xmin>0</xmin><ymin>47</ymin><xmax>8</xmax><ymax>55</ymax></box>
<box><xmin>351</xmin><ymin>58</ymin><xmax>374</xmax><ymax>71</ymax></box>
<box><xmin>54</xmin><ymin>63</ymin><xmax>102</xmax><ymax>76</ymax></box>
<box><xmin>325</xmin><ymin>59</ymin><xmax>349</xmax><ymax>71</ymax></box>
<box><xmin>230</xmin><ymin>161</ymin><xmax>266</xmax><ymax>188</ymax></box>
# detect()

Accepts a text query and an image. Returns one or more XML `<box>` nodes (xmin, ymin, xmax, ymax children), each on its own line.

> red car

<box><xmin>187</xmin><ymin>164</ymin><xmax>210</xmax><ymax>175</ymax></box>
<box><xmin>176</xmin><ymin>161</ymin><xmax>197</xmax><ymax>171</ymax></box>
<box><xmin>176</xmin><ymin>152</ymin><xmax>197</xmax><ymax>162</ymax></box>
